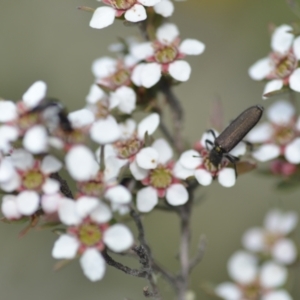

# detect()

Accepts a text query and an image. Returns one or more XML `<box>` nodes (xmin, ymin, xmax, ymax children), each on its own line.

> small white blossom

<box><xmin>249</xmin><ymin>24</ymin><xmax>300</xmax><ymax>97</ymax></box>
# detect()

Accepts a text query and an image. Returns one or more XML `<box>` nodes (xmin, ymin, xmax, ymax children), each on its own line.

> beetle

<box><xmin>205</xmin><ymin>105</ymin><xmax>264</xmax><ymax>173</ymax></box>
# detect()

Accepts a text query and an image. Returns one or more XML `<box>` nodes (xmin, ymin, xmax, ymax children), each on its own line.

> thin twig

<box><xmin>102</xmin><ymin>250</ymin><xmax>148</xmax><ymax>278</ymax></box>
<box><xmin>188</xmin><ymin>235</ymin><xmax>206</xmax><ymax>274</ymax></box>
<box><xmin>159</xmin><ymin>119</ymin><xmax>176</xmax><ymax>146</ymax></box>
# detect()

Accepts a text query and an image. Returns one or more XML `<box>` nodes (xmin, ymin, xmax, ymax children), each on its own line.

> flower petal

<box><xmin>131</xmin><ymin>43</ymin><xmax>154</xmax><ymax>61</ymax></box>
<box><xmin>154</xmin><ymin>0</ymin><xmax>174</xmax><ymax>17</ymax></box>
<box><xmin>130</xmin><ymin>160</ymin><xmax>149</xmax><ymax>180</ymax></box>
<box><xmin>252</xmin><ymin>144</ymin><xmax>280</xmax><ymax>162</ymax></box>
<box><xmin>90</xmin><ymin>7</ymin><xmax>115</xmax><ymax>29</ymax></box>
<box><xmin>263</xmin><ymin>80</ymin><xmax>284</xmax><ymax>99</ymax></box>
<box><xmin>52</xmin><ymin>234</ymin><xmax>80</xmax><ymax>259</ymax></box>
<box><xmin>139</xmin><ymin>0</ymin><xmax>161</xmax><ymax>6</ymax></box>
<box><xmin>86</xmin><ymin>84</ymin><xmax>105</xmax><ymax>104</ymax></box>
<box><xmin>80</xmin><ymin>249</ymin><xmax>106</xmax><ymax>281</ymax></box>
<box><xmin>285</xmin><ymin>137</ymin><xmax>300</xmax><ymax>163</ymax></box>
<box><xmin>272</xmin><ymin>239</ymin><xmax>297</xmax><ymax>265</ymax></box>
<box><xmin>16</xmin><ymin>190</ymin><xmax>39</xmax><ymax>215</ymax></box>
<box><xmin>248</xmin><ymin>57</ymin><xmax>273</xmax><ymax>80</ymax></box>
<box><xmin>125</xmin><ymin>4</ymin><xmax>146</xmax><ymax>22</ymax></box>
<box><xmin>22</xmin><ymin>81</ymin><xmax>47</xmax><ymax>108</ymax></box>
<box><xmin>42</xmin><ymin>178</ymin><xmax>60</xmax><ymax>194</ymax></box>
<box><xmin>23</xmin><ymin>125</ymin><xmax>48</xmax><ymax>154</ymax></box>
<box><xmin>136</xmin><ymin>186</ymin><xmax>158</xmax><ymax>212</ymax></box>
<box><xmin>194</xmin><ymin>169</ymin><xmax>212</xmax><ymax>186</ymax></box>
<box><xmin>228</xmin><ymin>251</ymin><xmax>257</xmax><ymax>284</ymax></box>
<box><xmin>267</xmin><ymin>100</ymin><xmax>295</xmax><ymax>125</ymax></box>
<box><xmin>65</xmin><ymin>145</ymin><xmax>98</xmax><ymax>181</ymax></box>
<box><xmin>1</xmin><ymin>195</ymin><xmax>21</xmax><ymax>219</ymax></box>
<box><xmin>136</xmin><ymin>147</ymin><xmax>159</xmax><ymax>169</ymax></box>
<box><xmin>271</xmin><ymin>24</ymin><xmax>293</xmax><ymax>53</ymax></box>
<box><xmin>58</xmin><ymin>198</ymin><xmax>82</xmax><ymax>225</ymax></box>
<box><xmin>179</xmin><ymin>150</ymin><xmax>202</xmax><ymax>169</ymax></box>
<box><xmin>0</xmin><ymin>101</ymin><xmax>17</xmax><ymax>122</ymax></box>
<box><xmin>105</xmin><ymin>185</ymin><xmax>132</xmax><ymax>204</ymax></box>
<box><xmin>68</xmin><ymin>108</ymin><xmax>95</xmax><ymax>128</ymax></box>
<box><xmin>92</xmin><ymin>57</ymin><xmax>116</xmax><ymax>79</ymax></box>
<box><xmin>245</xmin><ymin>122</ymin><xmax>273</xmax><ymax>143</ymax></box>
<box><xmin>166</xmin><ymin>184</ymin><xmax>188</xmax><ymax>206</ymax></box>
<box><xmin>103</xmin><ymin>224</ymin><xmax>133</xmax><ymax>252</ymax></box>
<box><xmin>218</xmin><ymin>168</ymin><xmax>236</xmax><ymax>188</ymax></box>
<box><xmin>141</xmin><ymin>63</ymin><xmax>161</xmax><ymax>88</ymax></box>
<box><xmin>242</xmin><ymin>227</ymin><xmax>264</xmax><ymax>252</ymax></box>
<box><xmin>215</xmin><ymin>282</ymin><xmax>242</xmax><ymax>300</ymax></box>
<box><xmin>262</xmin><ymin>290</ymin><xmax>292</xmax><ymax>300</ymax></box>
<box><xmin>152</xmin><ymin>138</ymin><xmax>173</xmax><ymax>164</ymax></box>
<box><xmin>289</xmin><ymin>68</ymin><xmax>300</xmax><ymax>92</ymax></box>
<box><xmin>137</xmin><ymin>113</ymin><xmax>160</xmax><ymax>139</ymax></box>
<box><xmin>179</xmin><ymin>39</ymin><xmax>205</xmax><ymax>55</ymax></box>
<box><xmin>260</xmin><ymin>261</ymin><xmax>287</xmax><ymax>288</ymax></box>
<box><xmin>76</xmin><ymin>196</ymin><xmax>99</xmax><ymax>218</ymax></box>
<box><xmin>173</xmin><ymin>161</ymin><xmax>195</xmax><ymax>180</ymax></box>
<box><xmin>90</xmin><ymin>115</ymin><xmax>121</xmax><ymax>144</ymax></box>
<box><xmin>229</xmin><ymin>142</ymin><xmax>246</xmax><ymax>157</ymax></box>
<box><xmin>110</xmin><ymin>86</ymin><xmax>136</xmax><ymax>114</ymax></box>
<box><xmin>156</xmin><ymin>23</ymin><xmax>179</xmax><ymax>43</ymax></box>
<box><xmin>90</xmin><ymin>201</ymin><xmax>112</xmax><ymax>223</ymax></box>
<box><xmin>41</xmin><ymin>155</ymin><xmax>62</xmax><ymax>174</ymax></box>
<box><xmin>169</xmin><ymin>60</ymin><xmax>191</xmax><ymax>82</ymax></box>
<box><xmin>293</xmin><ymin>36</ymin><xmax>300</xmax><ymax>59</ymax></box>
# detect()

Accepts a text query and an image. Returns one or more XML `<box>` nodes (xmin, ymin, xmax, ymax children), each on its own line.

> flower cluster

<box><xmin>246</xmin><ymin>100</ymin><xmax>300</xmax><ymax>180</ymax></box>
<box><xmin>249</xmin><ymin>24</ymin><xmax>300</xmax><ymax>97</ymax></box>
<box><xmin>215</xmin><ymin>209</ymin><xmax>298</xmax><ymax>300</ymax></box>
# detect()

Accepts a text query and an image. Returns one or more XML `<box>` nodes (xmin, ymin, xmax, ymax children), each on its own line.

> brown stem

<box><xmin>177</xmin><ymin>201</ymin><xmax>192</xmax><ymax>300</ymax></box>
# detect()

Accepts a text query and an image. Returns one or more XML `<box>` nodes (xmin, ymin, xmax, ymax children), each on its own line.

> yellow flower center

<box><xmin>110</xmin><ymin>0</ymin><xmax>136</xmax><ymax>10</ymax></box>
<box><xmin>78</xmin><ymin>223</ymin><xmax>102</xmax><ymax>247</ymax></box>
<box><xmin>115</xmin><ymin>137</ymin><xmax>143</xmax><ymax>159</ymax></box>
<box><xmin>154</xmin><ymin>46</ymin><xmax>178</xmax><ymax>64</ymax></box>
<box><xmin>22</xmin><ymin>170</ymin><xmax>44</xmax><ymax>190</ymax></box>
<box><xmin>149</xmin><ymin>165</ymin><xmax>172</xmax><ymax>189</ymax></box>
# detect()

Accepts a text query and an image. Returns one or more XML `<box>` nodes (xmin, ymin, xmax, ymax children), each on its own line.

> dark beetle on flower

<box><xmin>206</xmin><ymin>105</ymin><xmax>264</xmax><ymax>173</ymax></box>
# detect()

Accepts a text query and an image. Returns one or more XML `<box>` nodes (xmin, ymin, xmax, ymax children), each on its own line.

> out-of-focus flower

<box><xmin>52</xmin><ymin>197</ymin><xmax>133</xmax><ymax>281</ymax></box>
<box><xmin>248</xmin><ymin>24</ymin><xmax>300</xmax><ymax>97</ymax></box>
<box><xmin>131</xmin><ymin>23</ymin><xmax>205</xmax><ymax>88</ymax></box>
<box><xmin>174</xmin><ymin>130</ymin><xmax>246</xmax><ymax>188</ymax></box>
<box><xmin>90</xmin><ymin>0</ymin><xmax>162</xmax><ymax>29</ymax></box>
<box><xmin>215</xmin><ymin>251</ymin><xmax>292</xmax><ymax>300</ymax></box>
<box><xmin>91</xmin><ymin>56</ymin><xmax>138</xmax><ymax>91</ymax></box>
<box><xmin>247</xmin><ymin>100</ymin><xmax>300</xmax><ymax>164</ymax></box>
<box><xmin>132</xmin><ymin>138</ymin><xmax>189</xmax><ymax>212</ymax></box>
<box><xmin>1</xmin><ymin>149</ymin><xmax>62</xmax><ymax>218</ymax></box>
<box><xmin>0</xmin><ymin>81</ymin><xmax>48</xmax><ymax>154</ymax></box>
<box><xmin>242</xmin><ymin>209</ymin><xmax>298</xmax><ymax>265</ymax></box>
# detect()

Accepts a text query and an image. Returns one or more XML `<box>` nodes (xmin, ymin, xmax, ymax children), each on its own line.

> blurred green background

<box><xmin>1</xmin><ymin>0</ymin><xmax>300</xmax><ymax>299</ymax></box>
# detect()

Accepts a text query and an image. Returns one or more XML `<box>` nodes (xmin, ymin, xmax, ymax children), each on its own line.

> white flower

<box><xmin>175</xmin><ymin>131</ymin><xmax>246</xmax><ymax>188</ymax></box>
<box><xmin>91</xmin><ymin>56</ymin><xmax>138</xmax><ymax>90</ymax></box>
<box><xmin>133</xmin><ymin>138</ymin><xmax>188</xmax><ymax>212</ymax></box>
<box><xmin>90</xmin><ymin>0</ymin><xmax>162</xmax><ymax>30</ymax></box>
<box><xmin>1</xmin><ymin>150</ymin><xmax>62</xmax><ymax>218</ymax></box>
<box><xmin>216</xmin><ymin>250</ymin><xmax>290</xmax><ymax>300</ymax></box>
<box><xmin>52</xmin><ymin>197</ymin><xmax>133</xmax><ymax>281</ymax></box>
<box><xmin>248</xmin><ymin>24</ymin><xmax>300</xmax><ymax>97</ymax></box>
<box><xmin>247</xmin><ymin>100</ymin><xmax>300</xmax><ymax>164</ymax></box>
<box><xmin>131</xmin><ymin>23</ymin><xmax>205</xmax><ymax>88</ymax></box>
<box><xmin>242</xmin><ymin>209</ymin><xmax>298</xmax><ymax>265</ymax></box>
